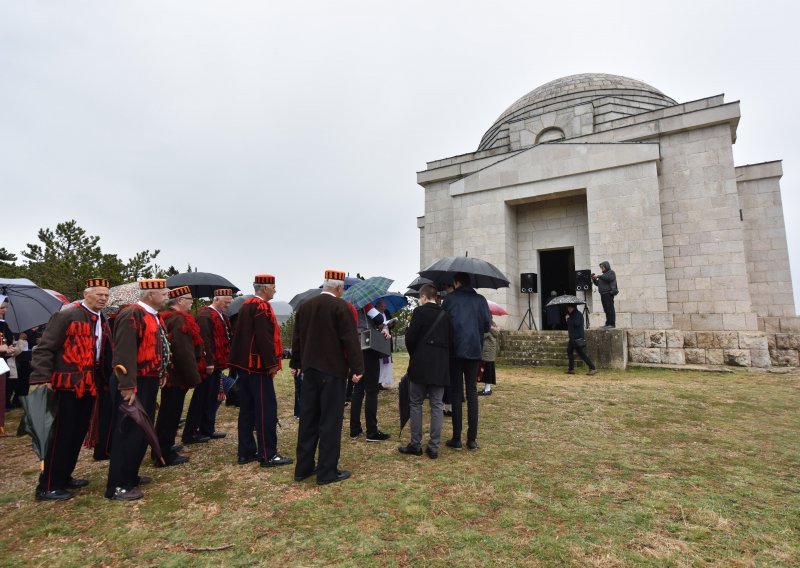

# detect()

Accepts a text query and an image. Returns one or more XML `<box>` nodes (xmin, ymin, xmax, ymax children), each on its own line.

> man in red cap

<box><xmin>155</xmin><ymin>286</ymin><xmax>204</xmax><ymax>467</ymax></box>
<box><xmin>185</xmin><ymin>288</ymin><xmax>233</xmax><ymax>444</ymax></box>
<box><xmin>105</xmin><ymin>278</ymin><xmax>170</xmax><ymax>501</ymax></box>
<box><xmin>229</xmin><ymin>275</ymin><xmax>292</xmax><ymax>468</ymax></box>
<box><xmin>32</xmin><ymin>278</ymin><xmax>112</xmax><ymax>501</ymax></box>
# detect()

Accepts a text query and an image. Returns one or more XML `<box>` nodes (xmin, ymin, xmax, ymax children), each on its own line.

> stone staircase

<box><xmin>497</xmin><ymin>330</ymin><xmax>578</xmax><ymax>367</ymax></box>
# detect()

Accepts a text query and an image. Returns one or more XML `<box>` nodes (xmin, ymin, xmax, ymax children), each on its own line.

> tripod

<box><xmin>580</xmin><ymin>289</ymin><xmax>591</xmax><ymax>329</ymax></box>
<box><xmin>517</xmin><ymin>291</ymin><xmax>538</xmax><ymax>331</ymax></box>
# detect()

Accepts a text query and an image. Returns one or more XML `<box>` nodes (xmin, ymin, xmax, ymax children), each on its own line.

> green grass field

<box><xmin>1</xmin><ymin>356</ymin><xmax>799</xmax><ymax>567</ymax></box>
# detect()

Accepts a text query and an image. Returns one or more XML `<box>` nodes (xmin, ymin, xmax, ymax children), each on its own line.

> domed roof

<box><xmin>478</xmin><ymin>73</ymin><xmax>677</xmax><ymax>151</ymax></box>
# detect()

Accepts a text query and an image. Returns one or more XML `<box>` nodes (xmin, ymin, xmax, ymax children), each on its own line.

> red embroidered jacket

<box><xmin>229</xmin><ymin>297</ymin><xmax>282</xmax><ymax>375</ymax></box>
<box><xmin>196</xmin><ymin>306</ymin><xmax>230</xmax><ymax>371</ymax></box>
<box><xmin>31</xmin><ymin>303</ymin><xmax>111</xmax><ymax>398</ymax></box>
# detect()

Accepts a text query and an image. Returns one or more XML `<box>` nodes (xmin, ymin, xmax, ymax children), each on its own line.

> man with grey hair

<box><xmin>291</xmin><ymin>270</ymin><xmax>364</xmax><ymax>485</ymax></box>
<box><xmin>229</xmin><ymin>274</ymin><xmax>292</xmax><ymax>468</ymax></box>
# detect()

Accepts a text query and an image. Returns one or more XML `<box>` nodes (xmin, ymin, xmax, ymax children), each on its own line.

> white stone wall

<box><xmin>657</xmin><ymin>124</ymin><xmax>759</xmax><ymax>331</ymax></box>
<box><xmin>736</xmin><ymin>162</ymin><xmax>796</xmax><ymax>317</ymax></box>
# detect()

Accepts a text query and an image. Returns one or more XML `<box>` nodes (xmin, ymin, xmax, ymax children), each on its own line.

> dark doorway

<box><xmin>539</xmin><ymin>248</ymin><xmax>575</xmax><ymax>330</ymax></box>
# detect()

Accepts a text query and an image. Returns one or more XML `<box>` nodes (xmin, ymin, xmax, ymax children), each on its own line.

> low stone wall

<box><xmin>627</xmin><ymin>329</ymin><xmax>772</xmax><ymax>368</ymax></box>
<box><xmin>759</xmin><ymin>316</ymin><xmax>800</xmax><ymax>366</ymax></box>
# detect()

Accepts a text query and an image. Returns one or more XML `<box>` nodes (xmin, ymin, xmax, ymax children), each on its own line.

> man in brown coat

<box><xmin>291</xmin><ymin>270</ymin><xmax>364</xmax><ymax>485</ymax></box>
<box><xmin>229</xmin><ymin>274</ymin><xmax>292</xmax><ymax>468</ymax></box>
<box><xmin>32</xmin><ymin>278</ymin><xmax>112</xmax><ymax>501</ymax></box>
<box><xmin>155</xmin><ymin>285</ymin><xmax>204</xmax><ymax>467</ymax></box>
<box><xmin>105</xmin><ymin>279</ymin><xmax>169</xmax><ymax>501</ymax></box>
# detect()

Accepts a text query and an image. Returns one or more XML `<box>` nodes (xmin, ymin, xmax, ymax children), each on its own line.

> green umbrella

<box><xmin>341</xmin><ymin>277</ymin><xmax>393</xmax><ymax>310</ymax></box>
<box><xmin>17</xmin><ymin>385</ymin><xmax>58</xmax><ymax>469</ymax></box>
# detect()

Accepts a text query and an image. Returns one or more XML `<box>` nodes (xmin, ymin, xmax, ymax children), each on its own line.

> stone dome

<box><xmin>478</xmin><ymin>73</ymin><xmax>677</xmax><ymax>151</ymax></box>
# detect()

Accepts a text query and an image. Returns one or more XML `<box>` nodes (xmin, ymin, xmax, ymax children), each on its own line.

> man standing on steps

<box><xmin>591</xmin><ymin>261</ymin><xmax>618</xmax><ymax>329</ymax></box>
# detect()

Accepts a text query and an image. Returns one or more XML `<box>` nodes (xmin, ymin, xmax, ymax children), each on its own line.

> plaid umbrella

<box><xmin>341</xmin><ymin>277</ymin><xmax>393</xmax><ymax>310</ymax></box>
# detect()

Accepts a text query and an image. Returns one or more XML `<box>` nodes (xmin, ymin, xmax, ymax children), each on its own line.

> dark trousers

<box><xmin>38</xmin><ymin>390</ymin><xmax>94</xmax><ymax>492</ymax></box>
<box><xmin>295</xmin><ymin>368</ymin><xmax>346</xmax><ymax>483</ymax></box>
<box><xmin>600</xmin><ymin>293</ymin><xmax>616</xmax><ymax>327</ymax></box>
<box><xmin>183</xmin><ymin>371</ymin><xmax>220</xmax><ymax>440</ymax></box>
<box><xmin>93</xmin><ymin>389</ymin><xmax>114</xmax><ymax>460</ymax></box>
<box><xmin>449</xmin><ymin>358</ymin><xmax>479</xmax><ymax>443</ymax></box>
<box><xmin>237</xmin><ymin>371</ymin><xmax>278</xmax><ymax>460</ymax></box>
<box><xmin>155</xmin><ymin>386</ymin><xmax>188</xmax><ymax>461</ymax></box>
<box><xmin>567</xmin><ymin>339</ymin><xmax>596</xmax><ymax>371</ymax></box>
<box><xmin>349</xmin><ymin>349</ymin><xmax>380</xmax><ymax>436</ymax></box>
<box><xmin>105</xmin><ymin>376</ymin><xmax>159</xmax><ymax>495</ymax></box>
<box><xmin>293</xmin><ymin>372</ymin><xmax>303</xmax><ymax>417</ymax></box>
<box><xmin>6</xmin><ymin>358</ymin><xmax>31</xmax><ymax>407</ymax></box>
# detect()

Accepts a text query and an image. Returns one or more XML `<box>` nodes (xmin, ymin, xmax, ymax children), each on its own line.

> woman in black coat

<box><xmin>566</xmin><ymin>304</ymin><xmax>597</xmax><ymax>375</ymax></box>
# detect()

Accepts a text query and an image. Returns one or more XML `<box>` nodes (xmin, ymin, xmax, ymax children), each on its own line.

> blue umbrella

<box><xmin>341</xmin><ymin>277</ymin><xmax>393</xmax><ymax>310</ymax></box>
<box><xmin>373</xmin><ymin>292</ymin><xmax>408</xmax><ymax>315</ymax></box>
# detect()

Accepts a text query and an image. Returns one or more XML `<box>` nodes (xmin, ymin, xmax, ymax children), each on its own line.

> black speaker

<box><xmin>520</xmin><ymin>273</ymin><xmax>537</xmax><ymax>294</ymax></box>
<box><xmin>576</xmin><ymin>269</ymin><xmax>591</xmax><ymax>291</ymax></box>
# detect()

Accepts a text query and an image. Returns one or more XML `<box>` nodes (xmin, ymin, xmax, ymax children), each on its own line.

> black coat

<box><xmin>566</xmin><ymin>309</ymin><xmax>585</xmax><ymax>340</ymax></box>
<box><xmin>405</xmin><ymin>302</ymin><xmax>452</xmax><ymax>386</ymax></box>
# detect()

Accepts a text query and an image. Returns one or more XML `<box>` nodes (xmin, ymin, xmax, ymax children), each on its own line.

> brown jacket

<box><xmin>229</xmin><ymin>297</ymin><xmax>282</xmax><ymax>375</ymax></box>
<box><xmin>196</xmin><ymin>306</ymin><xmax>230</xmax><ymax>371</ymax></box>
<box><xmin>161</xmin><ymin>310</ymin><xmax>204</xmax><ymax>389</ymax></box>
<box><xmin>112</xmin><ymin>303</ymin><xmax>165</xmax><ymax>389</ymax></box>
<box><xmin>290</xmin><ymin>292</ymin><xmax>364</xmax><ymax>379</ymax></box>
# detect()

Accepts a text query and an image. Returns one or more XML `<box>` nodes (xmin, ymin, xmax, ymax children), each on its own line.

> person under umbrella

<box><xmin>105</xmin><ymin>279</ymin><xmax>171</xmax><ymax>502</ymax></box>
<box><xmin>154</xmin><ymin>286</ymin><xmax>204</xmax><ymax>467</ymax></box>
<box><xmin>229</xmin><ymin>274</ymin><xmax>292</xmax><ymax>468</ymax></box>
<box><xmin>184</xmin><ymin>288</ymin><xmax>233</xmax><ymax>444</ymax></box>
<box><xmin>478</xmin><ymin>319</ymin><xmax>499</xmax><ymax>396</ymax></box>
<box><xmin>31</xmin><ymin>278</ymin><xmax>113</xmax><ymax>501</ymax></box>
<box><xmin>566</xmin><ymin>303</ymin><xmax>597</xmax><ymax>376</ymax></box>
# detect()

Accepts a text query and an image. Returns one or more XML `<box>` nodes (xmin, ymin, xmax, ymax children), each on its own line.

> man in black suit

<box><xmin>291</xmin><ymin>270</ymin><xmax>364</xmax><ymax>485</ymax></box>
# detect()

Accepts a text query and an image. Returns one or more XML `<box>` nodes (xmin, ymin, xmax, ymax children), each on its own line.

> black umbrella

<box><xmin>406</xmin><ymin>276</ymin><xmax>433</xmax><ymax>291</ymax></box>
<box><xmin>0</xmin><ymin>278</ymin><xmax>65</xmax><ymax>333</ymax></box>
<box><xmin>119</xmin><ymin>398</ymin><xmax>165</xmax><ymax>465</ymax></box>
<box><xmin>418</xmin><ymin>256</ymin><xmax>510</xmax><ymax>289</ymax></box>
<box><xmin>289</xmin><ymin>288</ymin><xmax>322</xmax><ymax>311</ymax></box>
<box><xmin>398</xmin><ymin>373</ymin><xmax>410</xmax><ymax>436</ymax></box>
<box><xmin>17</xmin><ymin>385</ymin><xmax>58</xmax><ymax>468</ymax></box>
<box><xmin>166</xmin><ymin>272</ymin><xmax>240</xmax><ymax>299</ymax></box>
<box><xmin>546</xmin><ymin>294</ymin><xmax>586</xmax><ymax>306</ymax></box>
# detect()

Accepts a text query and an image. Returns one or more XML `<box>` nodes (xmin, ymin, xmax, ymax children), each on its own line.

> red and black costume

<box><xmin>229</xmin><ymin>296</ymin><xmax>284</xmax><ymax>462</ymax></box>
<box><xmin>156</xmin><ymin>309</ymin><xmax>204</xmax><ymax>463</ymax></box>
<box><xmin>32</xmin><ymin>302</ymin><xmax>111</xmax><ymax>494</ymax></box>
<box><xmin>183</xmin><ymin>305</ymin><xmax>230</xmax><ymax>441</ymax></box>
<box><xmin>105</xmin><ymin>302</ymin><xmax>167</xmax><ymax>497</ymax></box>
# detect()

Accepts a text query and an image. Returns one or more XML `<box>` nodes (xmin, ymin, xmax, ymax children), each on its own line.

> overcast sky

<box><xmin>1</xmin><ymin>1</ymin><xmax>797</xmax><ymax>311</ymax></box>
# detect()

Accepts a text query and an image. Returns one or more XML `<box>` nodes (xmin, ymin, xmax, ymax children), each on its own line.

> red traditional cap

<box><xmin>324</xmin><ymin>270</ymin><xmax>346</xmax><ymax>281</ymax></box>
<box><xmin>214</xmin><ymin>288</ymin><xmax>234</xmax><ymax>297</ymax></box>
<box><xmin>139</xmin><ymin>279</ymin><xmax>167</xmax><ymax>290</ymax></box>
<box><xmin>254</xmin><ymin>274</ymin><xmax>275</xmax><ymax>285</ymax></box>
<box><xmin>168</xmin><ymin>286</ymin><xmax>192</xmax><ymax>299</ymax></box>
<box><xmin>85</xmin><ymin>278</ymin><xmax>110</xmax><ymax>289</ymax></box>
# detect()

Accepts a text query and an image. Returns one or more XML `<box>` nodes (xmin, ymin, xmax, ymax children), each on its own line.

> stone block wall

<box><xmin>627</xmin><ymin>329</ymin><xmax>772</xmax><ymax>368</ymax></box>
<box><xmin>760</xmin><ymin>316</ymin><xmax>800</xmax><ymax>366</ymax></box>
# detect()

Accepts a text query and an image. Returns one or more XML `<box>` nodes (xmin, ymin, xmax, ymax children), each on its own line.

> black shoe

<box><xmin>477</xmin><ymin>390</ymin><xmax>492</xmax><ymax>396</ymax></box>
<box><xmin>445</xmin><ymin>439</ymin><xmax>463</xmax><ymax>450</ymax></box>
<box><xmin>294</xmin><ymin>468</ymin><xmax>318</xmax><ymax>482</ymax></box>
<box><xmin>398</xmin><ymin>444</ymin><xmax>422</xmax><ymax>456</ymax></box>
<box><xmin>183</xmin><ymin>435</ymin><xmax>210</xmax><ymax>444</ymax></box>
<box><xmin>237</xmin><ymin>454</ymin><xmax>258</xmax><ymax>465</ymax></box>
<box><xmin>106</xmin><ymin>487</ymin><xmax>143</xmax><ymax>501</ymax></box>
<box><xmin>35</xmin><ymin>489</ymin><xmax>73</xmax><ymax>501</ymax></box>
<box><xmin>66</xmin><ymin>478</ymin><xmax>89</xmax><ymax>489</ymax></box>
<box><xmin>260</xmin><ymin>453</ymin><xmax>293</xmax><ymax>467</ymax></box>
<box><xmin>566</xmin><ymin>370</ymin><xmax>575</xmax><ymax>374</ymax></box>
<box><xmin>467</xmin><ymin>440</ymin><xmax>478</xmax><ymax>451</ymax></box>
<box><xmin>317</xmin><ymin>470</ymin><xmax>351</xmax><ymax>485</ymax></box>
<box><xmin>443</xmin><ymin>410</ymin><xmax>453</xmax><ymax>417</ymax></box>
<box><xmin>425</xmin><ymin>447</ymin><xmax>438</xmax><ymax>459</ymax></box>
<box><xmin>136</xmin><ymin>476</ymin><xmax>152</xmax><ymax>486</ymax></box>
<box><xmin>156</xmin><ymin>454</ymin><xmax>190</xmax><ymax>467</ymax></box>
<box><xmin>170</xmin><ymin>444</ymin><xmax>184</xmax><ymax>453</ymax></box>
<box><xmin>207</xmin><ymin>431</ymin><xmax>226</xmax><ymax>439</ymax></box>
<box><xmin>366</xmin><ymin>431</ymin><xmax>390</xmax><ymax>442</ymax></box>
<box><xmin>587</xmin><ymin>369</ymin><xmax>597</xmax><ymax>376</ymax></box>
<box><xmin>349</xmin><ymin>429</ymin><xmax>363</xmax><ymax>439</ymax></box>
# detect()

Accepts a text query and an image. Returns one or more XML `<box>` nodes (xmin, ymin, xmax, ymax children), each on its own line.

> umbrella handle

<box><xmin>113</xmin><ymin>364</ymin><xmax>128</xmax><ymax>380</ymax></box>
<box><xmin>40</xmin><ymin>460</ymin><xmax>44</xmax><ymax>472</ymax></box>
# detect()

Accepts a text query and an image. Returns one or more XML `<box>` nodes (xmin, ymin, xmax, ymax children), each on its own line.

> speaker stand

<box><xmin>580</xmin><ymin>289</ymin><xmax>591</xmax><ymax>329</ymax></box>
<box><xmin>517</xmin><ymin>292</ymin><xmax>538</xmax><ymax>331</ymax></box>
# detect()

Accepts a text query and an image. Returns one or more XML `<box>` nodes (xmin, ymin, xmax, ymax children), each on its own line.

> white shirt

<box><xmin>81</xmin><ymin>302</ymin><xmax>103</xmax><ymax>361</ymax></box>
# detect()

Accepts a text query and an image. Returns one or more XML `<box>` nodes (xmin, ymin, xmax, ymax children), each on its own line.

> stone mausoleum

<box><xmin>417</xmin><ymin>73</ymin><xmax>798</xmax><ymax>368</ymax></box>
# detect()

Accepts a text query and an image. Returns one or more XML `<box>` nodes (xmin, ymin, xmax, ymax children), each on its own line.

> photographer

<box><xmin>591</xmin><ymin>261</ymin><xmax>618</xmax><ymax>329</ymax></box>
<box><xmin>566</xmin><ymin>304</ymin><xmax>597</xmax><ymax>376</ymax></box>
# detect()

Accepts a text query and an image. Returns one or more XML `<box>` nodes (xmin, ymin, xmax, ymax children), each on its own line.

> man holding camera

<box><xmin>591</xmin><ymin>260</ymin><xmax>618</xmax><ymax>330</ymax></box>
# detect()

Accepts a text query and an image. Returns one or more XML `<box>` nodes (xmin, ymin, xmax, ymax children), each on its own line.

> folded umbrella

<box><xmin>487</xmin><ymin>300</ymin><xmax>509</xmax><ymax>316</ymax></box>
<box><xmin>0</xmin><ymin>278</ymin><xmax>65</xmax><ymax>333</ymax></box>
<box><xmin>16</xmin><ymin>385</ymin><xmax>58</xmax><ymax>469</ymax></box>
<box><xmin>418</xmin><ymin>255</ymin><xmax>510</xmax><ymax>290</ymax></box>
<box><xmin>166</xmin><ymin>272</ymin><xmax>239</xmax><ymax>299</ymax></box>
<box><xmin>119</xmin><ymin>398</ymin><xmax>165</xmax><ymax>465</ymax></box>
<box><xmin>398</xmin><ymin>373</ymin><xmax>410</xmax><ymax>435</ymax></box>
<box><xmin>341</xmin><ymin>277</ymin><xmax>393</xmax><ymax>310</ymax></box>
